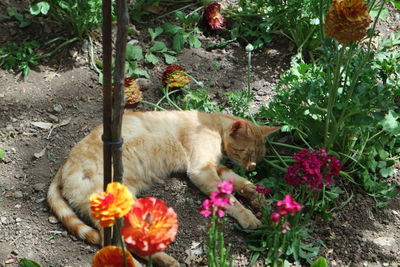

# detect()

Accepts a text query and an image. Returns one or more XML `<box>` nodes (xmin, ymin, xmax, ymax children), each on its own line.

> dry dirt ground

<box><xmin>0</xmin><ymin>2</ymin><xmax>400</xmax><ymax>267</ymax></box>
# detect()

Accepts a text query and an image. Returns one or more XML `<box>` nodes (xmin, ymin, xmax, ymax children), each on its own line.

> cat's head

<box><xmin>223</xmin><ymin>120</ymin><xmax>279</xmax><ymax>171</ymax></box>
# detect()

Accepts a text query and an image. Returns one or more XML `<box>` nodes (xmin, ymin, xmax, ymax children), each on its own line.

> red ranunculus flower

<box><xmin>121</xmin><ymin>197</ymin><xmax>178</xmax><ymax>257</ymax></box>
<box><xmin>92</xmin><ymin>246</ymin><xmax>136</xmax><ymax>267</ymax></box>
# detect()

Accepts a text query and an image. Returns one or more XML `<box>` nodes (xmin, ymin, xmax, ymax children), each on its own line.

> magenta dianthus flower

<box><xmin>285</xmin><ymin>149</ymin><xmax>341</xmax><ymax>189</ymax></box>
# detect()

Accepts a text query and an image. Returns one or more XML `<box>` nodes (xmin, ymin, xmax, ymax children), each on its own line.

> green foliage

<box><xmin>0</xmin><ymin>149</ymin><xmax>5</xmax><ymax>159</ymax></box>
<box><xmin>311</xmin><ymin>257</ymin><xmax>328</xmax><ymax>267</ymax></box>
<box><xmin>0</xmin><ymin>41</ymin><xmax>40</xmax><ymax>76</ymax></box>
<box><xmin>390</xmin><ymin>0</ymin><xmax>400</xmax><ymax>10</ymax></box>
<box><xmin>259</xmin><ymin>35</ymin><xmax>399</xmax><ymax>205</ymax></box>
<box><xmin>30</xmin><ymin>0</ymin><xmax>104</xmax><ymax>38</ymax></box>
<box><xmin>226</xmin><ymin>0</ymin><xmax>323</xmax><ymax>52</ymax></box>
<box><xmin>145</xmin><ymin>27</ymin><xmax>177</xmax><ymax>65</ymax></box>
<box><xmin>180</xmin><ymin>89</ymin><xmax>221</xmax><ymax>112</ymax></box>
<box><xmin>162</xmin><ymin>10</ymin><xmax>202</xmax><ymax>53</ymax></box>
<box><xmin>226</xmin><ymin>1</ymin><xmax>272</xmax><ymax>49</ymax></box>
<box><xmin>7</xmin><ymin>7</ymin><xmax>32</xmax><ymax>27</ymax></box>
<box><xmin>225</xmin><ymin>91</ymin><xmax>254</xmax><ymax>119</ymax></box>
<box><xmin>207</xmin><ymin>217</ymin><xmax>233</xmax><ymax>267</ymax></box>
<box><xmin>125</xmin><ymin>44</ymin><xmax>149</xmax><ymax>78</ymax></box>
<box><xmin>19</xmin><ymin>259</ymin><xmax>41</xmax><ymax>267</ymax></box>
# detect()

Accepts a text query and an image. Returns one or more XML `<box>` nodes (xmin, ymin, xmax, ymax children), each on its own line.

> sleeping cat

<box><xmin>47</xmin><ymin>110</ymin><xmax>279</xmax><ymax>267</ymax></box>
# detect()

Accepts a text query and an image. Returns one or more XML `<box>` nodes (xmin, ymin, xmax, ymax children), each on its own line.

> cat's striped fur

<box><xmin>47</xmin><ymin>110</ymin><xmax>278</xmax><ymax>266</ymax></box>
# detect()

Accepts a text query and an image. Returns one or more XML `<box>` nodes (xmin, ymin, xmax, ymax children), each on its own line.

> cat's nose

<box><xmin>246</xmin><ymin>162</ymin><xmax>256</xmax><ymax>171</ymax></box>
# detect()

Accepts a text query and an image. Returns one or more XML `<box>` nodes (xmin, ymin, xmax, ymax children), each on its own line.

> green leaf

<box><xmin>0</xmin><ymin>149</ymin><xmax>5</xmax><ymax>159</ymax></box>
<box><xmin>150</xmin><ymin>41</ymin><xmax>167</xmax><ymax>52</ymax></box>
<box><xmin>30</xmin><ymin>2</ymin><xmax>50</xmax><ymax>15</ymax></box>
<box><xmin>380</xmin><ymin>110</ymin><xmax>400</xmax><ymax>136</ymax></box>
<box><xmin>163</xmin><ymin>53</ymin><xmax>177</xmax><ymax>64</ymax></box>
<box><xmin>392</xmin><ymin>0</ymin><xmax>400</xmax><ymax>10</ymax></box>
<box><xmin>58</xmin><ymin>1</ymin><xmax>70</xmax><ymax>9</ymax></box>
<box><xmin>7</xmin><ymin>7</ymin><xmax>18</xmax><ymax>17</ymax></box>
<box><xmin>188</xmin><ymin>34</ymin><xmax>201</xmax><ymax>48</ymax></box>
<box><xmin>380</xmin><ymin>167</ymin><xmax>394</xmax><ymax>178</ymax></box>
<box><xmin>162</xmin><ymin>23</ymin><xmax>182</xmax><ymax>35</ymax></box>
<box><xmin>148</xmin><ymin>27</ymin><xmax>163</xmax><ymax>41</ymax></box>
<box><xmin>311</xmin><ymin>257</ymin><xmax>328</xmax><ymax>267</ymax></box>
<box><xmin>133</xmin><ymin>68</ymin><xmax>149</xmax><ymax>78</ymax></box>
<box><xmin>370</xmin><ymin>7</ymin><xmax>389</xmax><ymax>20</ymax></box>
<box><xmin>126</xmin><ymin>44</ymin><xmax>143</xmax><ymax>61</ymax></box>
<box><xmin>19</xmin><ymin>259</ymin><xmax>41</xmax><ymax>267</ymax></box>
<box><xmin>172</xmin><ymin>33</ymin><xmax>184</xmax><ymax>53</ymax></box>
<box><xmin>145</xmin><ymin>52</ymin><xmax>158</xmax><ymax>65</ymax></box>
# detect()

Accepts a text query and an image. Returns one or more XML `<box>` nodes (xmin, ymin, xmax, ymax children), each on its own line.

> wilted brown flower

<box><xmin>124</xmin><ymin>77</ymin><xmax>143</xmax><ymax>106</ymax></box>
<box><xmin>324</xmin><ymin>0</ymin><xmax>371</xmax><ymax>43</ymax></box>
<box><xmin>162</xmin><ymin>65</ymin><xmax>190</xmax><ymax>89</ymax></box>
<box><xmin>203</xmin><ymin>2</ymin><xmax>227</xmax><ymax>31</ymax></box>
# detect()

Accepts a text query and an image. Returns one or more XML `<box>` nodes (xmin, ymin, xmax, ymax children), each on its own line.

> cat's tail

<box><xmin>47</xmin><ymin>169</ymin><xmax>101</xmax><ymax>245</ymax></box>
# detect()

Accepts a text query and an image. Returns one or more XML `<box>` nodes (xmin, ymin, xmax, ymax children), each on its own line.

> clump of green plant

<box><xmin>162</xmin><ymin>10</ymin><xmax>202</xmax><ymax>53</ymax></box>
<box><xmin>258</xmin><ymin>0</ymin><xmax>399</xmax><ymax>206</ymax></box>
<box><xmin>0</xmin><ymin>41</ymin><xmax>40</xmax><ymax>76</ymax></box>
<box><xmin>30</xmin><ymin>0</ymin><xmax>104</xmax><ymax>38</ymax></box>
<box><xmin>225</xmin><ymin>0</ymin><xmax>323</xmax><ymax>53</ymax></box>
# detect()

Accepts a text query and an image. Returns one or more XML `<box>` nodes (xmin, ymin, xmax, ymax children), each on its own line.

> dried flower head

<box><xmin>203</xmin><ymin>2</ymin><xmax>227</xmax><ymax>30</ymax></box>
<box><xmin>124</xmin><ymin>77</ymin><xmax>143</xmax><ymax>106</ymax></box>
<box><xmin>324</xmin><ymin>0</ymin><xmax>371</xmax><ymax>43</ymax></box>
<box><xmin>90</xmin><ymin>182</ymin><xmax>134</xmax><ymax>227</ymax></box>
<box><xmin>162</xmin><ymin>65</ymin><xmax>190</xmax><ymax>90</ymax></box>
<box><xmin>121</xmin><ymin>197</ymin><xmax>178</xmax><ymax>257</ymax></box>
<box><xmin>92</xmin><ymin>246</ymin><xmax>136</xmax><ymax>267</ymax></box>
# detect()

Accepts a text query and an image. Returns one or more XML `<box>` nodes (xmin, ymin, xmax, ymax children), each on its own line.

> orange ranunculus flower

<box><xmin>92</xmin><ymin>246</ymin><xmax>136</xmax><ymax>267</ymax></box>
<box><xmin>161</xmin><ymin>65</ymin><xmax>190</xmax><ymax>90</ymax></box>
<box><xmin>324</xmin><ymin>0</ymin><xmax>371</xmax><ymax>43</ymax></box>
<box><xmin>124</xmin><ymin>77</ymin><xmax>143</xmax><ymax>106</ymax></box>
<box><xmin>203</xmin><ymin>2</ymin><xmax>227</xmax><ymax>30</ymax></box>
<box><xmin>121</xmin><ymin>197</ymin><xmax>178</xmax><ymax>257</ymax></box>
<box><xmin>90</xmin><ymin>182</ymin><xmax>134</xmax><ymax>227</ymax></box>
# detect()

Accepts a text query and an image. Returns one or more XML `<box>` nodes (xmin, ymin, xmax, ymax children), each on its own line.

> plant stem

<box><xmin>323</xmin><ymin>45</ymin><xmax>345</xmax><ymax>149</ymax></box>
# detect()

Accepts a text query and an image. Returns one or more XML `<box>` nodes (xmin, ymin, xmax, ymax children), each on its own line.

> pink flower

<box><xmin>270</xmin><ymin>212</ymin><xmax>281</xmax><ymax>224</ymax></box>
<box><xmin>217</xmin><ymin>178</ymin><xmax>234</xmax><ymax>194</ymax></box>
<box><xmin>256</xmin><ymin>185</ymin><xmax>272</xmax><ymax>195</ymax></box>
<box><xmin>285</xmin><ymin>149</ymin><xmax>341</xmax><ymax>189</ymax></box>
<box><xmin>199</xmin><ymin>199</ymin><xmax>212</xmax><ymax>218</ymax></box>
<box><xmin>199</xmin><ymin>179</ymin><xmax>234</xmax><ymax>218</ymax></box>
<box><xmin>277</xmin><ymin>194</ymin><xmax>302</xmax><ymax>216</ymax></box>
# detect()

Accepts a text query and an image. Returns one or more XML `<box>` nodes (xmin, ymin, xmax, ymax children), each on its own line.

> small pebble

<box><xmin>14</xmin><ymin>191</ymin><xmax>23</xmax><ymax>198</ymax></box>
<box><xmin>48</xmin><ymin>216</ymin><xmax>58</xmax><ymax>224</ymax></box>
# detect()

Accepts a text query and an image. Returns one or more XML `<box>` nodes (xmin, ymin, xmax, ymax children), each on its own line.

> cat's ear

<box><xmin>230</xmin><ymin>120</ymin><xmax>248</xmax><ymax>136</ymax></box>
<box><xmin>262</xmin><ymin>126</ymin><xmax>280</xmax><ymax>137</ymax></box>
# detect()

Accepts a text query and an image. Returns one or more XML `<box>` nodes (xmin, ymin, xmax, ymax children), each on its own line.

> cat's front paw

<box><xmin>240</xmin><ymin>184</ymin><xmax>267</xmax><ymax>209</ymax></box>
<box><xmin>236</xmin><ymin>208</ymin><xmax>262</xmax><ymax>229</ymax></box>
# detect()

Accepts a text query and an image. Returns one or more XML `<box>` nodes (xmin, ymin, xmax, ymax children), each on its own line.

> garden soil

<box><xmin>0</xmin><ymin>1</ymin><xmax>400</xmax><ymax>266</ymax></box>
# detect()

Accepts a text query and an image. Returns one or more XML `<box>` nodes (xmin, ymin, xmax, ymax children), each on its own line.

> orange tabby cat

<box><xmin>47</xmin><ymin>110</ymin><xmax>278</xmax><ymax>267</ymax></box>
